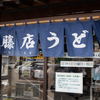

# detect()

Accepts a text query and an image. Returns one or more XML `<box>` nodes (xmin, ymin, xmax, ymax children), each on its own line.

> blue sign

<box><xmin>94</xmin><ymin>20</ymin><xmax>100</xmax><ymax>47</ymax></box>
<box><xmin>65</xmin><ymin>20</ymin><xmax>95</xmax><ymax>57</ymax></box>
<box><xmin>0</xmin><ymin>19</ymin><xmax>98</xmax><ymax>57</ymax></box>
<box><xmin>0</xmin><ymin>26</ymin><xmax>15</xmax><ymax>56</ymax></box>
<box><xmin>39</xmin><ymin>22</ymin><xmax>65</xmax><ymax>57</ymax></box>
<box><xmin>15</xmin><ymin>24</ymin><xmax>39</xmax><ymax>57</ymax></box>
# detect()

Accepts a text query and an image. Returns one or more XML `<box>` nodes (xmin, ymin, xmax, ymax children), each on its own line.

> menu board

<box><xmin>24</xmin><ymin>91</ymin><xmax>33</xmax><ymax>97</ymax></box>
<box><xmin>60</xmin><ymin>61</ymin><xmax>93</xmax><ymax>67</ymax></box>
<box><xmin>55</xmin><ymin>72</ymin><xmax>83</xmax><ymax>94</ymax></box>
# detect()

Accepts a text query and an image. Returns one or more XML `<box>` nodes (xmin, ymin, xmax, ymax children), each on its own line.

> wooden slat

<box><xmin>6</xmin><ymin>23</ymin><xmax>14</xmax><ymax>26</ymax></box>
<box><xmin>92</xmin><ymin>16</ymin><xmax>100</xmax><ymax>19</ymax></box>
<box><xmin>65</xmin><ymin>18</ymin><xmax>70</xmax><ymax>21</ymax></box>
<box><xmin>39</xmin><ymin>20</ymin><xmax>49</xmax><ymax>23</ymax></box>
<box><xmin>52</xmin><ymin>19</ymin><xmax>63</xmax><ymax>22</ymax></box>
<box><xmin>70</xmin><ymin>18</ymin><xmax>77</xmax><ymax>21</ymax></box>
<box><xmin>27</xmin><ymin>21</ymin><xmax>37</xmax><ymax>24</ymax></box>
<box><xmin>0</xmin><ymin>16</ymin><xmax>100</xmax><ymax>27</ymax></box>
<box><xmin>79</xmin><ymin>17</ymin><xmax>86</xmax><ymax>20</ymax></box>
<box><xmin>85</xmin><ymin>17</ymin><xmax>90</xmax><ymax>20</ymax></box>
<box><xmin>16</xmin><ymin>22</ymin><xmax>25</xmax><ymax>26</ymax></box>
<box><xmin>0</xmin><ymin>24</ymin><xmax>5</xmax><ymax>27</ymax></box>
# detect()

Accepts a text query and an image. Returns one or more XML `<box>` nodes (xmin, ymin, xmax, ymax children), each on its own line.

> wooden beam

<box><xmin>2</xmin><ymin>2</ymin><xmax>18</xmax><ymax>8</ymax></box>
<box><xmin>3</xmin><ymin>0</ymin><xmax>13</xmax><ymax>1</ymax></box>
<box><xmin>0</xmin><ymin>15</ymin><xmax>100</xmax><ymax>27</ymax></box>
<box><xmin>43</xmin><ymin>57</ymin><xmax>47</xmax><ymax>100</ymax></box>
<box><xmin>0</xmin><ymin>2</ymin><xmax>3</xmax><ymax>6</ymax></box>
<box><xmin>34</xmin><ymin>0</ymin><xmax>49</xmax><ymax>4</ymax></box>
<box><xmin>0</xmin><ymin>54</ymin><xmax>2</xmax><ymax>100</ymax></box>
<box><xmin>59</xmin><ymin>0</ymin><xmax>66</xmax><ymax>2</ymax></box>
<box><xmin>16</xmin><ymin>0</ymin><xmax>33</xmax><ymax>6</ymax></box>
<box><xmin>1</xmin><ymin>1</ymin><xmax>100</xmax><ymax>21</ymax></box>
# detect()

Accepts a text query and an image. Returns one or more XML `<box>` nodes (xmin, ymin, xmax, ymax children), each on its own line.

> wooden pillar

<box><xmin>0</xmin><ymin>54</ymin><xmax>2</xmax><ymax>100</ymax></box>
<box><xmin>43</xmin><ymin>57</ymin><xmax>47</xmax><ymax>100</ymax></box>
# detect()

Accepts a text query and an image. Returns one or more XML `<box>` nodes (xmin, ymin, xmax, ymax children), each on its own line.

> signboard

<box><xmin>63</xmin><ymin>52</ymin><xmax>100</xmax><ymax>58</ymax></box>
<box><xmin>24</xmin><ymin>91</ymin><xmax>33</xmax><ymax>97</ymax></box>
<box><xmin>60</xmin><ymin>61</ymin><xmax>93</xmax><ymax>67</ymax></box>
<box><xmin>55</xmin><ymin>72</ymin><xmax>83</xmax><ymax>94</ymax></box>
<box><xmin>22</xmin><ymin>66</ymin><xmax>31</xmax><ymax>77</ymax></box>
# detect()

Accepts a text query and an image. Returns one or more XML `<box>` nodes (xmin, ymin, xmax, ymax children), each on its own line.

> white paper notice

<box><xmin>55</xmin><ymin>72</ymin><xmax>83</xmax><ymax>94</ymax></box>
<box><xmin>60</xmin><ymin>61</ymin><xmax>93</xmax><ymax>67</ymax></box>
